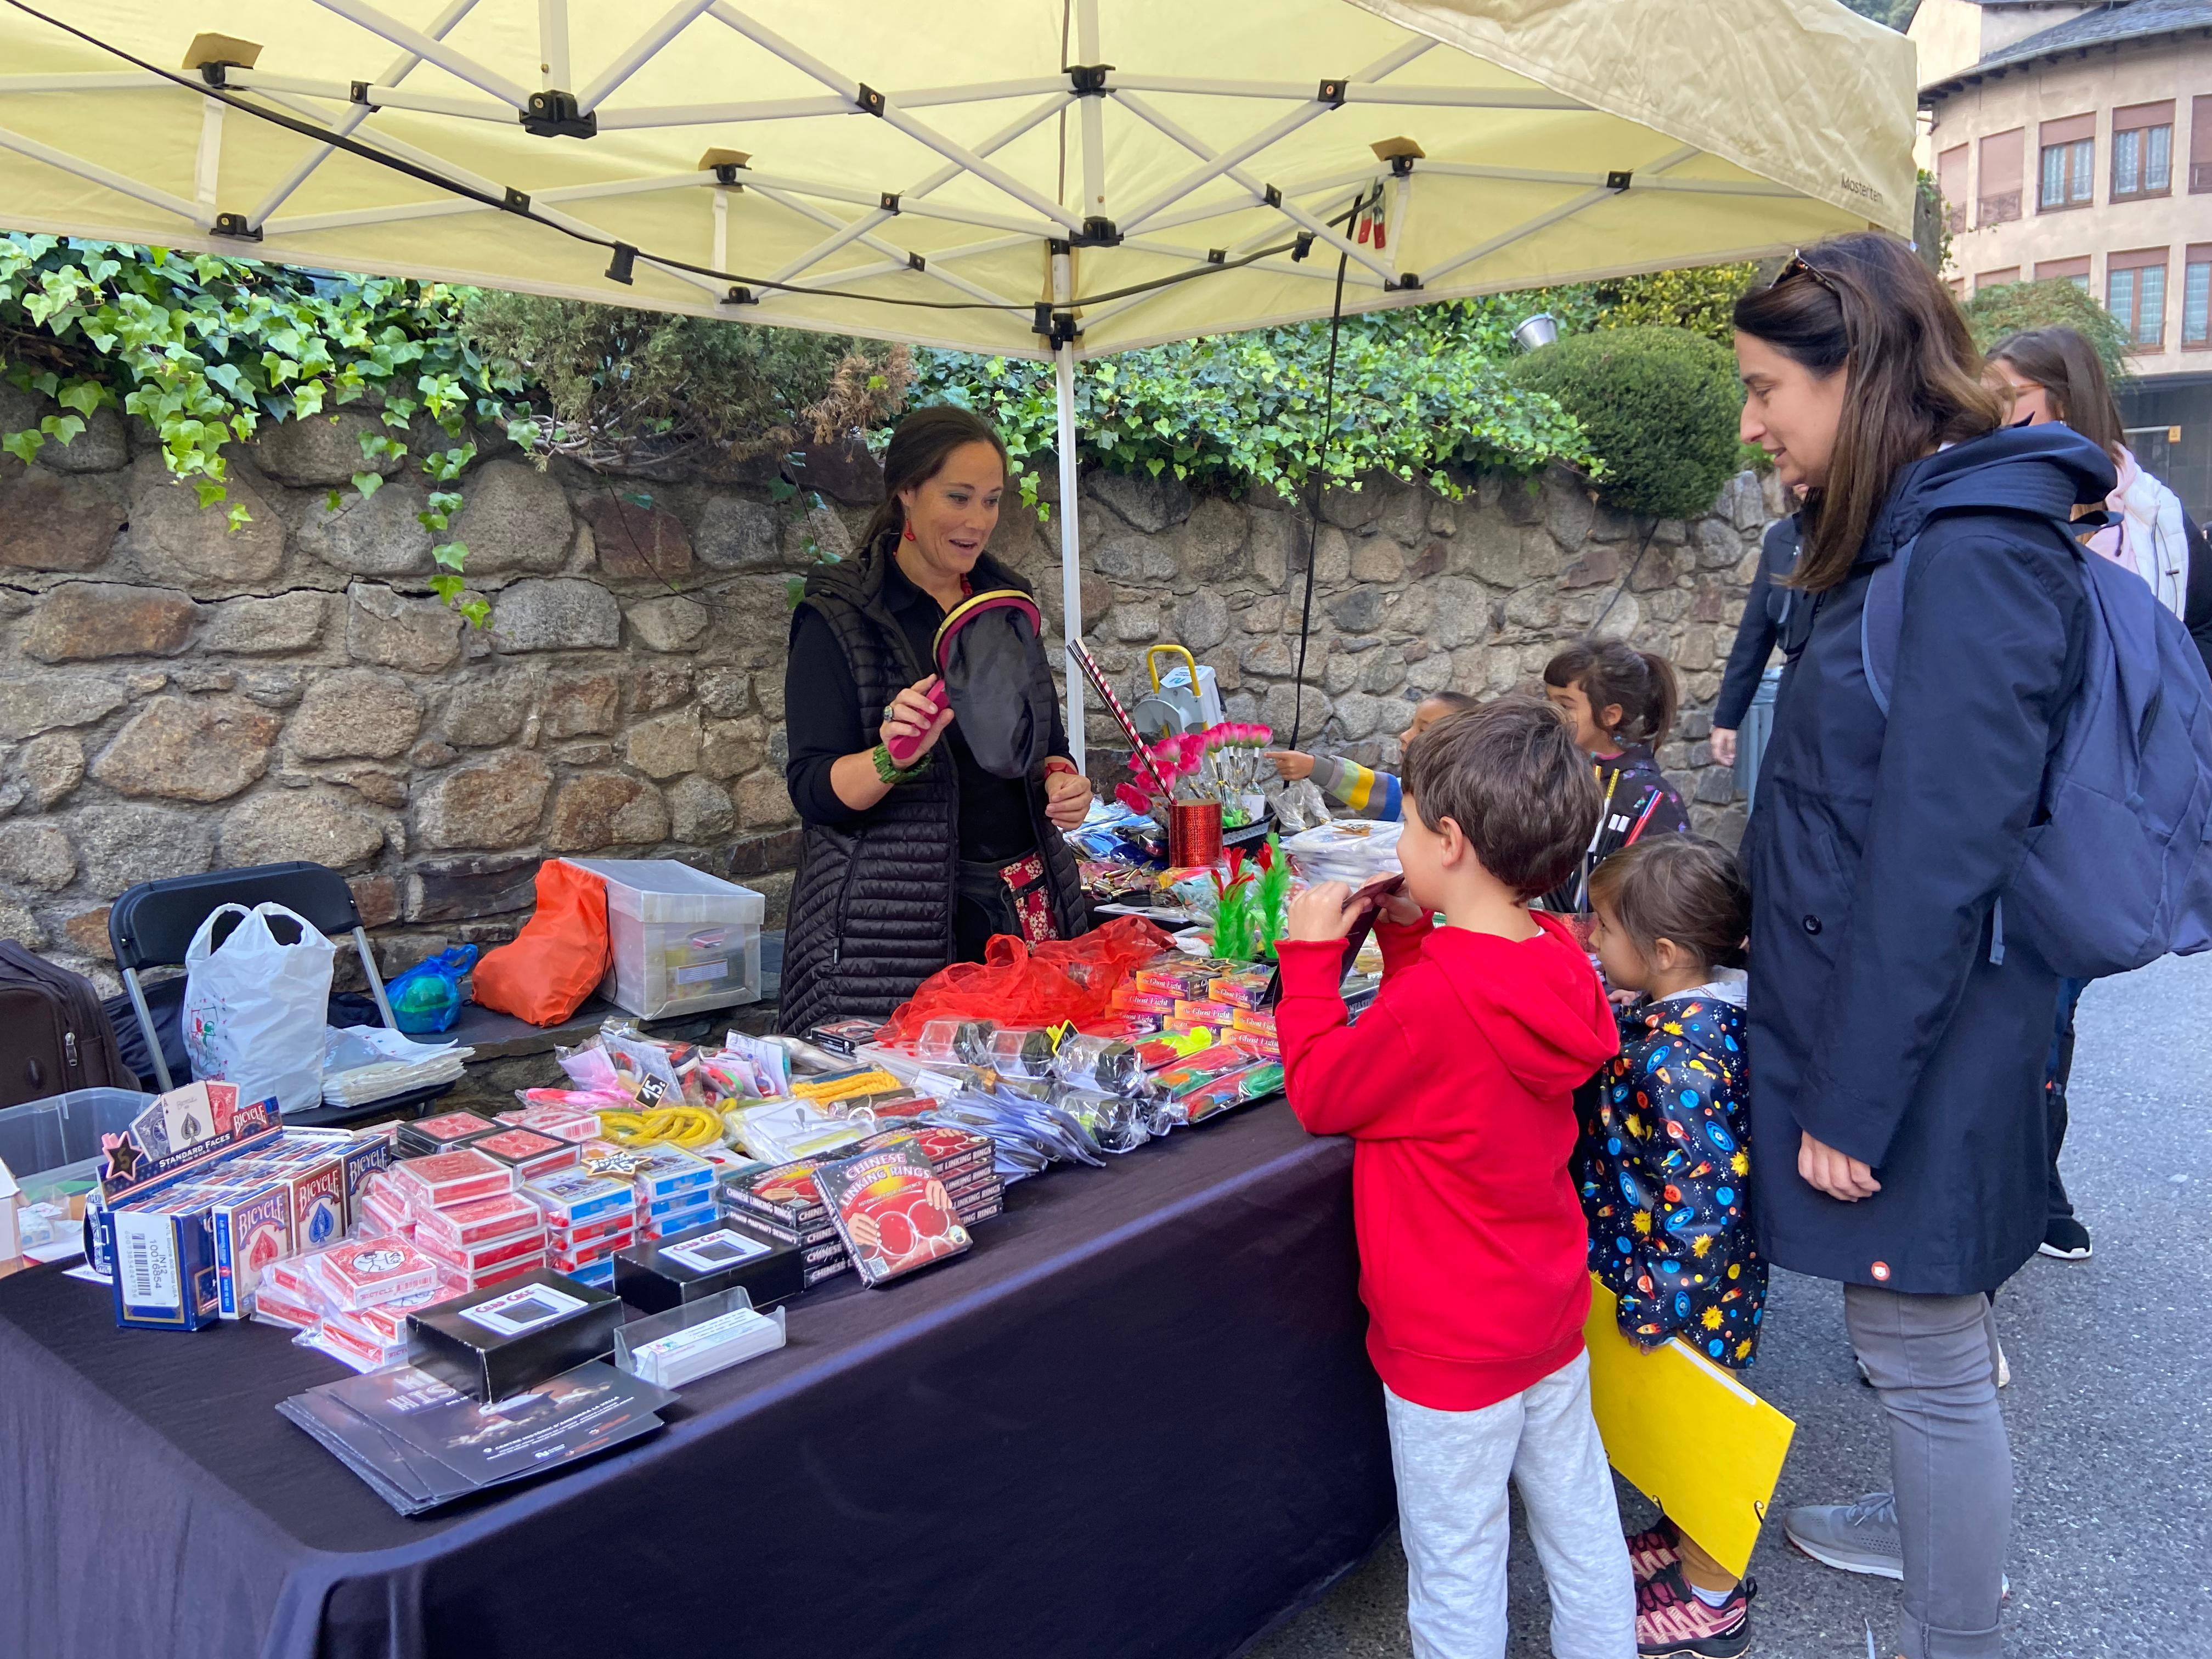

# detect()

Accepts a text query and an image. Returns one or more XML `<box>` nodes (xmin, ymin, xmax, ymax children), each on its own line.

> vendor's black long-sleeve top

<box><xmin>783</xmin><ymin>555</ymin><xmax>1066</xmax><ymax>866</ymax></box>
<box><xmin>1714</xmin><ymin>516</ymin><xmax>1801</xmax><ymax>732</ymax></box>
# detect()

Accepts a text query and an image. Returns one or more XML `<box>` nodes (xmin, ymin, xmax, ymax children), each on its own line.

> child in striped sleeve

<box><xmin>1267</xmin><ymin>691</ymin><xmax>1475</xmax><ymax>822</ymax></box>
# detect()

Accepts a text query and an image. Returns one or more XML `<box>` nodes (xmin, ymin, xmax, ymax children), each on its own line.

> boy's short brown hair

<box><xmin>1404</xmin><ymin>695</ymin><xmax>1599</xmax><ymax>898</ymax></box>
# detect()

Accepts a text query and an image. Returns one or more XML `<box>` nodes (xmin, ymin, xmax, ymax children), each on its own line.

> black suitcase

<box><xmin>0</xmin><ymin>941</ymin><xmax>136</xmax><ymax>1109</ymax></box>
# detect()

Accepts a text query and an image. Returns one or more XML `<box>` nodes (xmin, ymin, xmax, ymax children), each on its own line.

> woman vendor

<box><xmin>779</xmin><ymin>405</ymin><xmax>1093</xmax><ymax>1035</ymax></box>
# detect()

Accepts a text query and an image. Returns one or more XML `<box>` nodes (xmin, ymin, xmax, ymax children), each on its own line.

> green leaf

<box><xmin>227</xmin><ymin>503</ymin><xmax>252</xmax><ymax>532</ymax></box>
<box><xmin>55</xmin><ymin>380</ymin><xmax>103</xmax><ymax>414</ymax></box>
<box><xmin>326</xmin><ymin>488</ymin><xmax>342</xmax><ymax>511</ymax></box>
<box><xmin>0</xmin><ymin>429</ymin><xmax>42</xmax><ymax>465</ymax></box>
<box><xmin>193</xmin><ymin>478</ymin><xmax>227</xmax><ymax>510</ymax></box>
<box><xmin>431</xmin><ymin>541</ymin><xmax>468</xmax><ymax>571</ymax></box>
<box><xmin>350</xmin><ymin>470</ymin><xmax>383</xmax><ymax>498</ymax></box>
<box><xmin>427</xmin><ymin>573</ymin><xmax>466</xmax><ymax>602</ymax></box>
<box><xmin>458</xmin><ymin>596</ymin><xmax>492</xmax><ymax>629</ymax></box>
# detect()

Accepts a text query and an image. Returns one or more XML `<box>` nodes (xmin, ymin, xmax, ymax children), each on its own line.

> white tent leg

<box><xmin>1054</xmin><ymin>346</ymin><xmax>1085</xmax><ymax>772</ymax></box>
<box><xmin>1051</xmin><ymin>244</ymin><xmax>1086</xmax><ymax>772</ymax></box>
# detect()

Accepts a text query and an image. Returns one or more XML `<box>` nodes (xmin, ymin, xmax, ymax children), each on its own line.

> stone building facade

<box><xmin>0</xmin><ymin>390</ymin><xmax>1779</xmax><ymax>996</ymax></box>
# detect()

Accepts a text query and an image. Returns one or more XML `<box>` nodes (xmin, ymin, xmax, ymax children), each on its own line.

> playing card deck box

<box><xmin>413</xmin><ymin>1192</ymin><xmax>543</xmax><ymax>1253</ymax></box>
<box><xmin>470</xmin><ymin>1127</ymin><xmax>578</xmax><ymax>1184</ymax></box>
<box><xmin>614</xmin><ymin>1216</ymin><xmax>802</xmax><ymax>1315</ymax></box>
<box><xmin>396</xmin><ymin>1111</ymin><xmax>501</xmax><ymax>1158</ymax></box>
<box><xmin>391</xmin><ymin>1149</ymin><xmax>514</xmax><ymax>1212</ymax></box>
<box><xmin>104</xmin><ymin>1200</ymin><xmax>223</xmax><ymax>1330</ymax></box>
<box><xmin>416</xmin><ymin>1227</ymin><xmax>549</xmax><ymax>1279</ymax></box>
<box><xmin>408</xmin><ymin>1269</ymin><xmax>623</xmax><ymax>1401</ymax></box>
<box><xmin>307</xmin><ymin>1240</ymin><xmax>444</xmax><ymax>1311</ymax></box>
<box><xmin>227</xmin><ymin>1153</ymin><xmax>348</xmax><ymax>1254</ymax></box>
<box><xmin>523</xmin><ymin>1170</ymin><xmax>635</xmax><ymax>1229</ymax></box>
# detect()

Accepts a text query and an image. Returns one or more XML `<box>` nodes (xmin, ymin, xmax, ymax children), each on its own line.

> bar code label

<box><xmin>114</xmin><ymin>1211</ymin><xmax>179</xmax><ymax>1313</ymax></box>
<box><xmin>673</xmin><ymin>962</ymin><xmax>730</xmax><ymax>985</ymax></box>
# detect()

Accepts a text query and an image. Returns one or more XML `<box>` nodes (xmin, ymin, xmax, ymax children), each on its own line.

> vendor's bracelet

<box><xmin>872</xmin><ymin>743</ymin><xmax>928</xmax><ymax>785</ymax></box>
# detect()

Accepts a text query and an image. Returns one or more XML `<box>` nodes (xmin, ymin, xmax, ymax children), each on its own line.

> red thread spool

<box><xmin>1170</xmin><ymin>801</ymin><xmax>1224</xmax><ymax>870</ymax></box>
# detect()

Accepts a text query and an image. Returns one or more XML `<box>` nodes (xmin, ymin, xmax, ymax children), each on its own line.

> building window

<box><xmin>2186</xmin><ymin>247</ymin><xmax>2211</xmax><ymax>348</ymax></box>
<box><xmin>2108</xmin><ymin>251</ymin><xmax>2168</xmax><ymax>348</ymax></box>
<box><xmin>1977</xmin><ymin>268</ymin><xmax>2020</xmax><ymax>294</ymax></box>
<box><xmin>2113</xmin><ymin>103</ymin><xmax>2174</xmax><ymax>201</ymax></box>
<box><xmin>2035</xmin><ymin>256</ymin><xmax>2092</xmax><ymax>293</ymax></box>
<box><xmin>2195</xmin><ymin>95</ymin><xmax>2212</xmax><ymax>193</ymax></box>
<box><xmin>2041</xmin><ymin>138</ymin><xmax>2095</xmax><ymax>208</ymax></box>
<box><xmin>1977</xmin><ymin>129</ymin><xmax>2023</xmax><ymax>227</ymax></box>
<box><xmin>1938</xmin><ymin>143</ymin><xmax>1969</xmax><ymax>234</ymax></box>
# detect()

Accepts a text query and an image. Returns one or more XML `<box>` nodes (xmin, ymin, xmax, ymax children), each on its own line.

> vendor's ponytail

<box><xmin>858</xmin><ymin>405</ymin><xmax>1012</xmax><ymax>557</ymax></box>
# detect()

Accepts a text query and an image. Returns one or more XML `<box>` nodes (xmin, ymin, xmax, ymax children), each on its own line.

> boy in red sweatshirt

<box><xmin>1277</xmin><ymin>695</ymin><xmax>1632</xmax><ymax>1659</ymax></box>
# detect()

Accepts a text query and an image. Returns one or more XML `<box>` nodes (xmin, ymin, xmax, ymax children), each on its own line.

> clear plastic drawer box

<box><xmin>560</xmin><ymin>859</ymin><xmax>765</xmax><ymax>1020</ymax></box>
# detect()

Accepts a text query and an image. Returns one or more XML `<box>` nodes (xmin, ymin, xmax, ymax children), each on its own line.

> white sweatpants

<box><xmin>1384</xmin><ymin>1351</ymin><xmax>1635</xmax><ymax>1659</ymax></box>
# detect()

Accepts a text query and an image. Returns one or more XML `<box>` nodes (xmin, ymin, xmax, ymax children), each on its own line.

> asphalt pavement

<box><xmin>1247</xmin><ymin>950</ymin><xmax>2212</xmax><ymax>1659</ymax></box>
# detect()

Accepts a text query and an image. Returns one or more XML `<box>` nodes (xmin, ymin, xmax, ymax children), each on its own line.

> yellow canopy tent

<box><xmin>0</xmin><ymin>0</ymin><xmax>1915</xmax><ymax>754</ymax></box>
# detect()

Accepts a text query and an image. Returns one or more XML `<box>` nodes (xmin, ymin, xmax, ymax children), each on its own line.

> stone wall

<box><xmin>0</xmin><ymin>386</ymin><xmax>1779</xmax><ymax>997</ymax></box>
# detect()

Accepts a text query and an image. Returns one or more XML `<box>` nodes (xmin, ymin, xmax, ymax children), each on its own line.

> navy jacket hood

<box><xmin>1863</xmin><ymin>422</ymin><xmax>2117</xmax><ymax>566</ymax></box>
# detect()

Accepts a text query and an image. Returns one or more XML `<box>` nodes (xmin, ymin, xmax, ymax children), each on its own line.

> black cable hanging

<box><xmin>1286</xmin><ymin>244</ymin><xmax>1351</xmax><ymax>752</ymax></box>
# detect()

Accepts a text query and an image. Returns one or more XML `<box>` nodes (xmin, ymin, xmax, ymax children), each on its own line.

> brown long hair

<box><xmin>1986</xmin><ymin>326</ymin><xmax>2125</xmax><ymax>462</ymax></box>
<box><xmin>856</xmin><ymin>404</ymin><xmax>1011</xmax><ymax>557</ymax></box>
<box><xmin>1588</xmin><ymin>835</ymin><xmax>1751</xmax><ymax>973</ymax></box>
<box><xmin>1731</xmin><ymin>233</ymin><xmax>2004</xmax><ymax>592</ymax></box>
<box><xmin>1543</xmin><ymin>636</ymin><xmax>1680</xmax><ymax>748</ymax></box>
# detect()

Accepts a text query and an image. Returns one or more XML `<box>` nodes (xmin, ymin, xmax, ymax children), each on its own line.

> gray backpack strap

<box><xmin>1859</xmin><ymin>534</ymin><xmax>1918</xmax><ymax>716</ymax></box>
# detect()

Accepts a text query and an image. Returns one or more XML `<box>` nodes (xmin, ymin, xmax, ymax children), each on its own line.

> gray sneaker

<box><xmin>1784</xmin><ymin>1494</ymin><xmax>2008</xmax><ymax>1593</ymax></box>
<box><xmin>1784</xmin><ymin>1493</ymin><xmax>1905</xmax><ymax>1579</ymax></box>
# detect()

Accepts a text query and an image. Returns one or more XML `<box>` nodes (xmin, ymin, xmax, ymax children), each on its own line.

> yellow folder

<box><xmin>1582</xmin><ymin>1278</ymin><xmax>1796</xmax><ymax>1578</ymax></box>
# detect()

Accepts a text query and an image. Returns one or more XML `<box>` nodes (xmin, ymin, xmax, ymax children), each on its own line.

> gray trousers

<box><xmin>1384</xmin><ymin>1352</ymin><xmax>1636</xmax><ymax>1658</ymax></box>
<box><xmin>1844</xmin><ymin>1285</ymin><xmax>2009</xmax><ymax>1659</ymax></box>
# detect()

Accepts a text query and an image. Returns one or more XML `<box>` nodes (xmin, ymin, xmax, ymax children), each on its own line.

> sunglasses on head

<box><xmin>1772</xmin><ymin>251</ymin><xmax>1840</xmax><ymax>296</ymax></box>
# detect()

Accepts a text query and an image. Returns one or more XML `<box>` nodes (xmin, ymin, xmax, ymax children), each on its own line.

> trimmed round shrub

<box><xmin>1505</xmin><ymin>325</ymin><xmax>1745</xmax><ymax>521</ymax></box>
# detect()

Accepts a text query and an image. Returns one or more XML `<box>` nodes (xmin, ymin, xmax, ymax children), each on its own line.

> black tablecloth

<box><xmin>0</xmin><ymin>1102</ymin><xmax>1393</xmax><ymax>1659</ymax></box>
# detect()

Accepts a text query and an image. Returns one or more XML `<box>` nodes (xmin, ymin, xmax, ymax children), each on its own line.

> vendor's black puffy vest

<box><xmin>777</xmin><ymin>544</ymin><xmax>1087</xmax><ymax>1036</ymax></box>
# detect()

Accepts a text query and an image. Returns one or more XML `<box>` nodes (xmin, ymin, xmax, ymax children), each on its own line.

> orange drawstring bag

<box><xmin>471</xmin><ymin>860</ymin><xmax>611</xmax><ymax>1026</ymax></box>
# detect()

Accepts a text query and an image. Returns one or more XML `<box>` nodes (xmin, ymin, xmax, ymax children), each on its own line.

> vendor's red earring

<box><xmin>902</xmin><ymin>523</ymin><xmax>917</xmax><ymax>542</ymax></box>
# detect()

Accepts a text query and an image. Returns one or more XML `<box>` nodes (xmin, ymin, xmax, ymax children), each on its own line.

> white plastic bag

<box><xmin>180</xmin><ymin>902</ymin><xmax>336</xmax><ymax>1114</ymax></box>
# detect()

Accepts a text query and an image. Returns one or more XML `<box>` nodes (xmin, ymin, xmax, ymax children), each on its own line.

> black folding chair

<box><xmin>108</xmin><ymin>862</ymin><xmax>454</xmax><ymax>1122</ymax></box>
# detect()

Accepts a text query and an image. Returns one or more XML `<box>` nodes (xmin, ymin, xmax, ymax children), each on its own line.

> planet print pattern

<box><xmin>1575</xmin><ymin>995</ymin><xmax>1766</xmax><ymax>1369</ymax></box>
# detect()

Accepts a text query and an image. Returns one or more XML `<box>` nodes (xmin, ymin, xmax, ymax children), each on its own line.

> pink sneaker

<box><xmin>1625</xmin><ymin>1517</ymin><xmax>1681</xmax><ymax>1581</ymax></box>
<box><xmin>1635</xmin><ymin>1562</ymin><xmax>1754</xmax><ymax>1658</ymax></box>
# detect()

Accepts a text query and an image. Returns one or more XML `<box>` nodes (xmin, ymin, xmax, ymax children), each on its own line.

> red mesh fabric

<box><xmin>881</xmin><ymin>916</ymin><xmax>1174</xmax><ymax>1044</ymax></box>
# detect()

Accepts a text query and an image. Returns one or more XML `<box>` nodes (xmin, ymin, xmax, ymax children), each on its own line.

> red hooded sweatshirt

<box><xmin>1277</xmin><ymin>912</ymin><xmax>1620</xmax><ymax>1412</ymax></box>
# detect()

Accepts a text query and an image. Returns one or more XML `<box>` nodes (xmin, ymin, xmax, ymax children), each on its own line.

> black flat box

<box><xmin>407</xmin><ymin>1268</ymin><xmax>623</xmax><ymax>1401</ymax></box>
<box><xmin>613</xmin><ymin>1216</ymin><xmax>804</xmax><ymax>1316</ymax></box>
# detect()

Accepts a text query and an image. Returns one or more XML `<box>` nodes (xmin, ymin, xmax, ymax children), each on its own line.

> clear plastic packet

<box><xmin>916</xmin><ymin>1018</ymin><xmax>996</xmax><ymax>1068</ymax></box>
<box><xmin>1053</xmin><ymin>1085</ymin><xmax>1150</xmax><ymax>1154</ymax></box>
<box><xmin>555</xmin><ymin>1041</ymin><xmax>623</xmax><ymax>1095</ymax></box>
<box><xmin>984</xmin><ymin>1026</ymin><xmax>1060</xmax><ymax>1079</ymax></box>
<box><xmin>1052</xmin><ymin>1034</ymin><xmax>1141</xmax><ymax>1096</ymax></box>
<box><xmin>1182</xmin><ymin>1062</ymin><xmax>1285</xmax><ymax>1125</ymax></box>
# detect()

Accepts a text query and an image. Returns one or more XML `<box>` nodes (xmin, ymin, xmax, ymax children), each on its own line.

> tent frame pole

<box><xmin>1051</xmin><ymin>249</ymin><xmax>1086</xmax><ymax>774</ymax></box>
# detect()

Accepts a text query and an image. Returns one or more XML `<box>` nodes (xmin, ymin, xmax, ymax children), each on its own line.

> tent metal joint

<box><xmin>879</xmin><ymin>190</ymin><xmax>900</xmax><ymax>213</ymax></box>
<box><xmin>722</xmin><ymin>285</ymin><xmax>758</xmax><ymax>306</ymax></box>
<box><xmin>854</xmin><ymin>82</ymin><xmax>887</xmax><ymax>117</ymax></box>
<box><xmin>521</xmin><ymin>89</ymin><xmax>595</xmax><ymax>138</ymax></box>
<box><xmin>1032</xmin><ymin>303</ymin><xmax>1079</xmax><ymax>347</ymax></box>
<box><xmin>212</xmin><ymin>212</ymin><xmax>259</xmax><ymax>241</ymax></box>
<box><xmin>1070</xmin><ymin>216</ymin><xmax>1120</xmax><ymax>248</ymax></box>
<box><xmin>604</xmin><ymin>240</ymin><xmax>636</xmax><ymax>283</ymax></box>
<box><xmin>347</xmin><ymin>80</ymin><xmax>379</xmax><ymax>110</ymax></box>
<box><xmin>1606</xmin><ymin>169</ymin><xmax>1633</xmax><ymax>192</ymax></box>
<box><xmin>1387</xmin><ymin>272</ymin><xmax>1420</xmax><ymax>290</ymax></box>
<box><xmin>500</xmin><ymin>185</ymin><xmax>531</xmax><ymax>214</ymax></box>
<box><xmin>1317</xmin><ymin>77</ymin><xmax>1347</xmax><ymax>108</ymax></box>
<box><xmin>1066</xmin><ymin>63</ymin><xmax>1111</xmax><ymax>97</ymax></box>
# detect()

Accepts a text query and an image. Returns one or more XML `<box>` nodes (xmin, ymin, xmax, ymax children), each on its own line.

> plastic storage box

<box><xmin>0</xmin><ymin>1087</ymin><xmax>155</xmax><ymax>1200</ymax></box>
<box><xmin>561</xmin><ymin>859</ymin><xmax>765</xmax><ymax>1020</ymax></box>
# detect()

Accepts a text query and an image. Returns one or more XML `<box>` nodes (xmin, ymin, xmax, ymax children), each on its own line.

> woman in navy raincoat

<box><xmin>1731</xmin><ymin>234</ymin><xmax>2112</xmax><ymax>1659</ymax></box>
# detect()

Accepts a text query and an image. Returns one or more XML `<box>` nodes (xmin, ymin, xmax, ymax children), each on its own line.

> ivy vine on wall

<box><xmin>0</xmin><ymin>234</ymin><xmax>527</xmax><ymax>625</ymax></box>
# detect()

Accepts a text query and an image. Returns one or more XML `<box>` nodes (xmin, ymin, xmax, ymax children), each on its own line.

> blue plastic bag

<box><xmin>385</xmin><ymin>945</ymin><xmax>478</xmax><ymax>1035</ymax></box>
